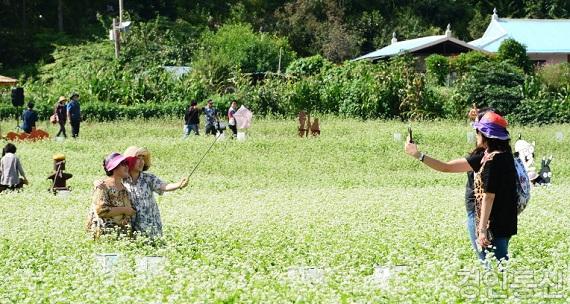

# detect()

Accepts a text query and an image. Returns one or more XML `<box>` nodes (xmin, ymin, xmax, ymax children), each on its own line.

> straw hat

<box><xmin>58</xmin><ymin>96</ymin><xmax>68</xmax><ymax>103</ymax></box>
<box><xmin>53</xmin><ymin>153</ymin><xmax>66</xmax><ymax>161</ymax></box>
<box><xmin>124</xmin><ymin>146</ymin><xmax>151</xmax><ymax>170</ymax></box>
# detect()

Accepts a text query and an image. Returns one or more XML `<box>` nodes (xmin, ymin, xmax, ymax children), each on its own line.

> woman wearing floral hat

<box><xmin>86</xmin><ymin>153</ymin><xmax>136</xmax><ymax>239</ymax></box>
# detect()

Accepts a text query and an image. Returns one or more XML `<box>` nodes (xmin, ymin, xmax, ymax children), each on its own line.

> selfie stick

<box><xmin>187</xmin><ymin>133</ymin><xmax>220</xmax><ymax>179</ymax></box>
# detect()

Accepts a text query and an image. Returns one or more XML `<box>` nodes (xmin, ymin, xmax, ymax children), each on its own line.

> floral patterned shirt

<box><xmin>124</xmin><ymin>172</ymin><xmax>166</xmax><ymax>239</ymax></box>
<box><xmin>86</xmin><ymin>185</ymin><xmax>132</xmax><ymax>239</ymax></box>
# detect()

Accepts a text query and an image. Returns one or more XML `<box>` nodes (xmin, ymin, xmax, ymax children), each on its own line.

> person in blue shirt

<box><xmin>21</xmin><ymin>102</ymin><xmax>38</xmax><ymax>134</ymax></box>
<box><xmin>203</xmin><ymin>99</ymin><xmax>219</xmax><ymax>136</ymax></box>
<box><xmin>66</xmin><ymin>93</ymin><xmax>81</xmax><ymax>138</ymax></box>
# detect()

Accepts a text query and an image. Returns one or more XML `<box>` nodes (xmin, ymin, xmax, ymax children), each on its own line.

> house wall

<box><xmin>528</xmin><ymin>53</ymin><xmax>569</xmax><ymax>65</ymax></box>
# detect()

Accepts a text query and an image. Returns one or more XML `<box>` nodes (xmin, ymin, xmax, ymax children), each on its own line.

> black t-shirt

<box><xmin>55</xmin><ymin>103</ymin><xmax>67</xmax><ymax>122</ymax></box>
<box><xmin>184</xmin><ymin>107</ymin><xmax>200</xmax><ymax>125</ymax></box>
<box><xmin>481</xmin><ymin>152</ymin><xmax>518</xmax><ymax>237</ymax></box>
<box><xmin>465</xmin><ymin>151</ymin><xmax>484</xmax><ymax>213</ymax></box>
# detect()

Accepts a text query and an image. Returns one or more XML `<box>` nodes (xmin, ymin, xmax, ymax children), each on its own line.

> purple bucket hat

<box><xmin>472</xmin><ymin>112</ymin><xmax>510</xmax><ymax>140</ymax></box>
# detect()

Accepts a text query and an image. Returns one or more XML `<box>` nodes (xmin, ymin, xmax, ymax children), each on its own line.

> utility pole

<box><xmin>278</xmin><ymin>47</ymin><xmax>282</xmax><ymax>74</ymax></box>
<box><xmin>113</xmin><ymin>18</ymin><xmax>120</xmax><ymax>58</ymax></box>
<box><xmin>119</xmin><ymin>0</ymin><xmax>123</xmax><ymax>24</ymax></box>
<box><xmin>57</xmin><ymin>0</ymin><xmax>64</xmax><ymax>32</ymax></box>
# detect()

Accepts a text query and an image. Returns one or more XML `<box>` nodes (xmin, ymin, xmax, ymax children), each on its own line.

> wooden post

<box><xmin>306</xmin><ymin>112</ymin><xmax>311</xmax><ymax>137</ymax></box>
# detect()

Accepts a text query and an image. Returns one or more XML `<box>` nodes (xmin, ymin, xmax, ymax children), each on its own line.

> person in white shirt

<box><xmin>0</xmin><ymin>143</ymin><xmax>28</xmax><ymax>192</ymax></box>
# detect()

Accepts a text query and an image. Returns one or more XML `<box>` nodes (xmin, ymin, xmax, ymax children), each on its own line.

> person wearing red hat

<box><xmin>472</xmin><ymin>111</ymin><xmax>517</xmax><ymax>264</ymax></box>
<box><xmin>405</xmin><ymin>109</ymin><xmax>518</xmax><ymax>263</ymax></box>
<box><xmin>86</xmin><ymin>153</ymin><xmax>137</xmax><ymax>239</ymax></box>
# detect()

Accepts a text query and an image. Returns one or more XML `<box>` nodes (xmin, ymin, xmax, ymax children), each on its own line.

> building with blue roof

<box><xmin>354</xmin><ymin>25</ymin><xmax>484</xmax><ymax>70</ymax></box>
<box><xmin>470</xmin><ymin>9</ymin><xmax>570</xmax><ymax>65</ymax></box>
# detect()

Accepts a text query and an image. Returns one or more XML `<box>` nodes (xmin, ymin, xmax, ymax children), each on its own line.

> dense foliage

<box><xmin>2</xmin><ymin>0</ymin><xmax>570</xmax><ymax>68</ymax></box>
<box><xmin>497</xmin><ymin>38</ymin><xmax>532</xmax><ymax>74</ymax></box>
<box><xmin>1</xmin><ymin>2</ymin><xmax>569</xmax><ymax>125</ymax></box>
<box><xmin>425</xmin><ymin>54</ymin><xmax>450</xmax><ymax>86</ymax></box>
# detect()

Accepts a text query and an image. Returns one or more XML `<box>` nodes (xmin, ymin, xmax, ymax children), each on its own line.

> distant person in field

<box><xmin>54</xmin><ymin>96</ymin><xmax>68</xmax><ymax>138</ymax></box>
<box><xmin>405</xmin><ymin>107</ymin><xmax>516</xmax><ymax>262</ymax></box>
<box><xmin>0</xmin><ymin>143</ymin><xmax>29</xmax><ymax>193</ymax></box>
<box><xmin>21</xmin><ymin>102</ymin><xmax>38</xmax><ymax>134</ymax></box>
<box><xmin>95</xmin><ymin>147</ymin><xmax>189</xmax><ymax>240</ymax></box>
<box><xmin>227</xmin><ymin>100</ymin><xmax>238</xmax><ymax>137</ymax></box>
<box><xmin>184</xmin><ymin>100</ymin><xmax>200</xmax><ymax>138</ymax></box>
<box><xmin>86</xmin><ymin>153</ymin><xmax>136</xmax><ymax>239</ymax></box>
<box><xmin>203</xmin><ymin>99</ymin><xmax>219</xmax><ymax>136</ymax></box>
<box><xmin>67</xmin><ymin>93</ymin><xmax>81</xmax><ymax>138</ymax></box>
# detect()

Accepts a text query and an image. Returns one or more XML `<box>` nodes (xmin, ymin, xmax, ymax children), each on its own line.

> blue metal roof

<box><xmin>354</xmin><ymin>35</ymin><xmax>483</xmax><ymax>61</ymax></box>
<box><xmin>470</xmin><ymin>18</ymin><xmax>570</xmax><ymax>53</ymax></box>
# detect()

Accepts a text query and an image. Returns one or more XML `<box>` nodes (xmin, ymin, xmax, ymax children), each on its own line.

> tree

<box><xmin>192</xmin><ymin>23</ymin><xmax>295</xmax><ymax>91</ymax></box>
<box><xmin>454</xmin><ymin>61</ymin><xmax>525</xmax><ymax>115</ymax></box>
<box><xmin>425</xmin><ymin>54</ymin><xmax>449</xmax><ymax>86</ymax></box>
<box><xmin>497</xmin><ymin>38</ymin><xmax>532</xmax><ymax>73</ymax></box>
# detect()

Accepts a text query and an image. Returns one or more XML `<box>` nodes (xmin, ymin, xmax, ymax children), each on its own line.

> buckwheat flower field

<box><xmin>1</xmin><ymin>119</ymin><xmax>569</xmax><ymax>303</ymax></box>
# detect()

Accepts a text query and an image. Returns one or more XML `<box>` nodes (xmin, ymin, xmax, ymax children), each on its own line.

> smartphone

<box><xmin>408</xmin><ymin>127</ymin><xmax>414</xmax><ymax>143</ymax></box>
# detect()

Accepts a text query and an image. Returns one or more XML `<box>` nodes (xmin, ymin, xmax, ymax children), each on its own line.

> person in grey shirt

<box><xmin>0</xmin><ymin>143</ymin><xmax>28</xmax><ymax>192</ymax></box>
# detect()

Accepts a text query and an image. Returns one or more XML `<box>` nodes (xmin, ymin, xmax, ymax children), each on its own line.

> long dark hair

<box><xmin>469</xmin><ymin>107</ymin><xmax>499</xmax><ymax>156</ymax></box>
<box><xmin>482</xmin><ymin>134</ymin><xmax>512</xmax><ymax>154</ymax></box>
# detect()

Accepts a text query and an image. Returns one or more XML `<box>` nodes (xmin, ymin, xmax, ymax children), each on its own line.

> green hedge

<box><xmin>0</xmin><ymin>101</ymin><xmax>188</xmax><ymax>121</ymax></box>
<box><xmin>508</xmin><ymin>98</ymin><xmax>570</xmax><ymax>125</ymax></box>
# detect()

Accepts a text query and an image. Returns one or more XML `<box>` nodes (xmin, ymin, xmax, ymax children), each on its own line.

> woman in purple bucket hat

<box><xmin>405</xmin><ymin>109</ymin><xmax>518</xmax><ymax>264</ymax></box>
<box><xmin>471</xmin><ymin>111</ymin><xmax>517</xmax><ymax>264</ymax></box>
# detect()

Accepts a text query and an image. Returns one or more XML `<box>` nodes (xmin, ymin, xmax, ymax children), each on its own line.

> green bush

<box><xmin>0</xmin><ymin>100</ymin><xmax>188</xmax><ymax>122</ymax></box>
<box><xmin>537</xmin><ymin>63</ymin><xmax>570</xmax><ymax>92</ymax></box>
<box><xmin>508</xmin><ymin>98</ymin><xmax>570</xmax><ymax>125</ymax></box>
<box><xmin>451</xmin><ymin>61</ymin><xmax>524</xmax><ymax>117</ymax></box>
<box><xmin>192</xmin><ymin>23</ymin><xmax>296</xmax><ymax>92</ymax></box>
<box><xmin>286</xmin><ymin>55</ymin><xmax>332</xmax><ymax>77</ymax></box>
<box><xmin>425</xmin><ymin>54</ymin><xmax>449</xmax><ymax>85</ymax></box>
<box><xmin>449</xmin><ymin>51</ymin><xmax>494</xmax><ymax>76</ymax></box>
<box><xmin>497</xmin><ymin>38</ymin><xmax>532</xmax><ymax>74</ymax></box>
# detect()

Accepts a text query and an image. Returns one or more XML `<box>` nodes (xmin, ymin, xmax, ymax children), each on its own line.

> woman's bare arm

<box><xmin>404</xmin><ymin>138</ymin><xmax>473</xmax><ymax>173</ymax></box>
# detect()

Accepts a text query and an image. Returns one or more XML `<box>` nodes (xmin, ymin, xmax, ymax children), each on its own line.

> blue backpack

<box><xmin>513</xmin><ymin>156</ymin><xmax>531</xmax><ymax>215</ymax></box>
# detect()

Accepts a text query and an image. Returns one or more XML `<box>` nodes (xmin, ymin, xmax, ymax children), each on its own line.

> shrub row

<box><xmin>0</xmin><ymin>100</ymin><xmax>188</xmax><ymax>121</ymax></box>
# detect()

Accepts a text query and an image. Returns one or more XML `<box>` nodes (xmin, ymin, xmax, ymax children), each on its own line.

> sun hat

<box><xmin>472</xmin><ymin>111</ymin><xmax>510</xmax><ymax>140</ymax></box>
<box><xmin>104</xmin><ymin>152</ymin><xmax>130</xmax><ymax>172</ymax></box>
<box><xmin>124</xmin><ymin>146</ymin><xmax>151</xmax><ymax>169</ymax></box>
<box><xmin>58</xmin><ymin>96</ymin><xmax>68</xmax><ymax>103</ymax></box>
<box><xmin>53</xmin><ymin>153</ymin><xmax>66</xmax><ymax>161</ymax></box>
